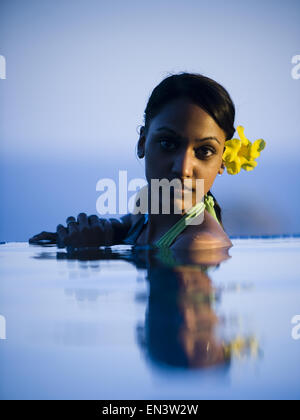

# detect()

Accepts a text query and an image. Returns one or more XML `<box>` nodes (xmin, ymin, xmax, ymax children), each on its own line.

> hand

<box><xmin>56</xmin><ymin>213</ymin><xmax>111</xmax><ymax>249</ymax></box>
<box><xmin>29</xmin><ymin>213</ymin><xmax>111</xmax><ymax>249</ymax></box>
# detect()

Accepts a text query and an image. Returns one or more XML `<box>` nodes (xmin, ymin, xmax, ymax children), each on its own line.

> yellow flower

<box><xmin>222</xmin><ymin>126</ymin><xmax>266</xmax><ymax>175</ymax></box>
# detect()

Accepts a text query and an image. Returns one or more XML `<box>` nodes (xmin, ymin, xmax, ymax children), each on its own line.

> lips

<box><xmin>168</xmin><ymin>179</ymin><xmax>195</xmax><ymax>192</ymax></box>
<box><xmin>172</xmin><ymin>186</ymin><xmax>194</xmax><ymax>193</ymax></box>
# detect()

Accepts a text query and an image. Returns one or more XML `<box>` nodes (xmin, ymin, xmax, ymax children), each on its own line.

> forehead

<box><xmin>147</xmin><ymin>98</ymin><xmax>226</xmax><ymax>142</ymax></box>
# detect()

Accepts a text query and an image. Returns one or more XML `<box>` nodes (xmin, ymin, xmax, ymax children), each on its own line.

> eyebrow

<box><xmin>155</xmin><ymin>126</ymin><xmax>221</xmax><ymax>145</ymax></box>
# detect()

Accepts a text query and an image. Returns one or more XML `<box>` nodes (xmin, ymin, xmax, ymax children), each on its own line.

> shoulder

<box><xmin>171</xmin><ymin>209</ymin><xmax>233</xmax><ymax>251</ymax></box>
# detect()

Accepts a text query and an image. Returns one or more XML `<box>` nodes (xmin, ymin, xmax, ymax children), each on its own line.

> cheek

<box><xmin>195</xmin><ymin>159</ymin><xmax>219</xmax><ymax>177</ymax></box>
<box><xmin>195</xmin><ymin>161</ymin><xmax>221</xmax><ymax>193</ymax></box>
<box><xmin>144</xmin><ymin>150</ymin><xmax>160</xmax><ymax>182</ymax></box>
<box><xmin>145</xmin><ymin>144</ymin><xmax>166</xmax><ymax>174</ymax></box>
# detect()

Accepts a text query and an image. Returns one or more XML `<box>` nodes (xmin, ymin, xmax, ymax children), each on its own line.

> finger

<box><xmin>29</xmin><ymin>231</ymin><xmax>57</xmax><ymax>244</ymax></box>
<box><xmin>66</xmin><ymin>216</ymin><xmax>76</xmax><ymax>224</ymax></box>
<box><xmin>67</xmin><ymin>220</ymin><xmax>79</xmax><ymax>236</ymax></box>
<box><xmin>77</xmin><ymin>213</ymin><xmax>89</xmax><ymax>232</ymax></box>
<box><xmin>56</xmin><ymin>224</ymin><xmax>69</xmax><ymax>248</ymax></box>
<box><xmin>66</xmin><ymin>219</ymin><xmax>82</xmax><ymax>247</ymax></box>
<box><xmin>100</xmin><ymin>219</ymin><xmax>113</xmax><ymax>245</ymax></box>
<box><xmin>30</xmin><ymin>231</ymin><xmax>51</xmax><ymax>239</ymax></box>
<box><xmin>88</xmin><ymin>215</ymin><xmax>106</xmax><ymax>246</ymax></box>
<box><xmin>29</xmin><ymin>231</ymin><xmax>56</xmax><ymax>239</ymax></box>
<box><xmin>88</xmin><ymin>214</ymin><xmax>100</xmax><ymax>226</ymax></box>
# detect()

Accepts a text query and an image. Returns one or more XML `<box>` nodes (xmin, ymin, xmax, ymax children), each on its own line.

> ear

<box><xmin>218</xmin><ymin>161</ymin><xmax>225</xmax><ymax>175</ymax></box>
<box><xmin>137</xmin><ymin>126</ymin><xmax>146</xmax><ymax>159</ymax></box>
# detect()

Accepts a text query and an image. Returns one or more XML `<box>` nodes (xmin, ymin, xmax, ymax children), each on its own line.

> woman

<box><xmin>29</xmin><ymin>72</ymin><xmax>263</xmax><ymax>250</ymax></box>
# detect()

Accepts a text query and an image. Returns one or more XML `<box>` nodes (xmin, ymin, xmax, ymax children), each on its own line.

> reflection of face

<box><xmin>138</xmin><ymin>98</ymin><xmax>226</xmax><ymax>209</ymax></box>
<box><xmin>146</xmin><ymin>265</ymin><xmax>228</xmax><ymax>369</ymax></box>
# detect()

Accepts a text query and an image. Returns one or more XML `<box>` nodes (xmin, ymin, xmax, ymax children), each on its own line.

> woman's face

<box><xmin>138</xmin><ymin>97</ymin><xmax>226</xmax><ymax>209</ymax></box>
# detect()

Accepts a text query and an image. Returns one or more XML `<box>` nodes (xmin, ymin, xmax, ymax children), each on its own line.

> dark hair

<box><xmin>141</xmin><ymin>72</ymin><xmax>236</xmax><ymax>230</ymax></box>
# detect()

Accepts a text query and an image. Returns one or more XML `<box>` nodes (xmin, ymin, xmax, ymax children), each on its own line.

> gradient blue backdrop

<box><xmin>0</xmin><ymin>0</ymin><xmax>299</xmax><ymax>241</ymax></box>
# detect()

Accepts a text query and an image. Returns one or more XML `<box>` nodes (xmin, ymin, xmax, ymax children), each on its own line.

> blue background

<box><xmin>0</xmin><ymin>0</ymin><xmax>299</xmax><ymax>241</ymax></box>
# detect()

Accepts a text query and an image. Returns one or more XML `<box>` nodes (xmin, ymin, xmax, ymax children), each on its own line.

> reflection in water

<box><xmin>144</xmin><ymin>267</ymin><xmax>228</xmax><ymax>368</ymax></box>
<box><xmin>33</xmin><ymin>245</ymin><xmax>260</xmax><ymax>368</ymax></box>
<box><xmin>133</xmin><ymin>248</ymin><xmax>259</xmax><ymax>369</ymax></box>
<box><xmin>64</xmin><ymin>288</ymin><xmax>103</xmax><ymax>301</ymax></box>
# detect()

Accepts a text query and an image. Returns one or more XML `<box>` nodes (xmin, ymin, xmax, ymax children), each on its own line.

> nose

<box><xmin>171</xmin><ymin>147</ymin><xmax>194</xmax><ymax>179</ymax></box>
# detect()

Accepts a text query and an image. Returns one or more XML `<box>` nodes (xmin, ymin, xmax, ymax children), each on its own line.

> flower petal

<box><xmin>250</xmin><ymin>138</ymin><xmax>266</xmax><ymax>159</ymax></box>
<box><xmin>225</xmin><ymin>159</ymin><xmax>242</xmax><ymax>175</ymax></box>
<box><xmin>236</xmin><ymin>126</ymin><xmax>249</xmax><ymax>146</ymax></box>
<box><xmin>222</xmin><ymin>139</ymin><xmax>241</xmax><ymax>162</ymax></box>
<box><xmin>241</xmin><ymin>160</ymin><xmax>257</xmax><ymax>171</ymax></box>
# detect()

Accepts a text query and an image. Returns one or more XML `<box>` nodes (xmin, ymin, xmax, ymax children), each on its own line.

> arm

<box><xmin>29</xmin><ymin>212</ymin><xmax>133</xmax><ymax>248</ymax></box>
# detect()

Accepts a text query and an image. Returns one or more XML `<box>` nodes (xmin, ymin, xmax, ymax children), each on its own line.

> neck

<box><xmin>144</xmin><ymin>190</ymin><xmax>202</xmax><ymax>243</ymax></box>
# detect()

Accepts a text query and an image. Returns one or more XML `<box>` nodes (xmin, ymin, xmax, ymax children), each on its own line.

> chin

<box><xmin>170</xmin><ymin>196</ymin><xmax>196</xmax><ymax>214</ymax></box>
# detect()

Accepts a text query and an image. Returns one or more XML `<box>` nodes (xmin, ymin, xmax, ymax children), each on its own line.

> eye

<box><xmin>159</xmin><ymin>139</ymin><xmax>177</xmax><ymax>151</ymax></box>
<box><xmin>196</xmin><ymin>146</ymin><xmax>216</xmax><ymax>159</ymax></box>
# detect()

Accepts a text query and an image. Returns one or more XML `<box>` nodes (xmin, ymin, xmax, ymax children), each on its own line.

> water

<box><xmin>0</xmin><ymin>238</ymin><xmax>299</xmax><ymax>400</ymax></box>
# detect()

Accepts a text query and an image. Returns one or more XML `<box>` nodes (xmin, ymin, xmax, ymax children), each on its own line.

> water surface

<box><xmin>0</xmin><ymin>238</ymin><xmax>299</xmax><ymax>400</ymax></box>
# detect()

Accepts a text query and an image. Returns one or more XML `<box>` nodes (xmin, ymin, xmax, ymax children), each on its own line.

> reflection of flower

<box><xmin>223</xmin><ymin>335</ymin><xmax>260</xmax><ymax>359</ymax></box>
<box><xmin>222</xmin><ymin>126</ymin><xmax>266</xmax><ymax>175</ymax></box>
